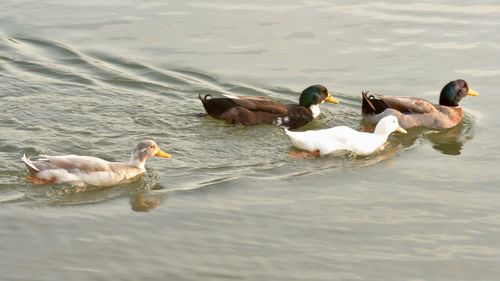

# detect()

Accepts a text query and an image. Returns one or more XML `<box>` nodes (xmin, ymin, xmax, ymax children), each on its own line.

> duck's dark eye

<box><xmin>149</xmin><ymin>145</ymin><xmax>155</xmax><ymax>149</ymax></box>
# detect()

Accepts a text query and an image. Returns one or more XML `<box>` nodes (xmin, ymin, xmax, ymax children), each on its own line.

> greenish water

<box><xmin>1</xmin><ymin>1</ymin><xmax>500</xmax><ymax>280</ymax></box>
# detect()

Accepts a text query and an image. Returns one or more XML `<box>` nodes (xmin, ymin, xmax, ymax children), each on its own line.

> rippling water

<box><xmin>1</xmin><ymin>0</ymin><xmax>500</xmax><ymax>280</ymax></box>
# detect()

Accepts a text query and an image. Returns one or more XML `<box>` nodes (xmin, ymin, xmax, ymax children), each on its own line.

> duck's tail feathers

<box><xmin>21</xmin><ymin>154</ymin><xmax>39</xmax><ymax>174</ymax></box>
<box><xmin>361</xmin><ymin>91</ymin><xmax>388</xmax><ymax>115</ymax></box>
<box><xmin>198</xmin><ymin>94</ymin><xmax>212</xmax><ymax>103</ymax></box>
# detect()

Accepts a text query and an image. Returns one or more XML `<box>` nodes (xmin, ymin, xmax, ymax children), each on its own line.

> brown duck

<box><xmin>361</xmin><ymin>79</ymin><xmax>479</xmax><ymax>130</ymax></box>
<box><xmin>199</xmin><ymin>85</ymin><xmax>340</xmax><ymax>129</ymax></box>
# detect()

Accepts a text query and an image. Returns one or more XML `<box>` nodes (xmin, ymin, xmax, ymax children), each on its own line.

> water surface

<box><xmin>1</xmin><ymin>1</ymin><xmax>500</xmax><ymax>280</ymax></box>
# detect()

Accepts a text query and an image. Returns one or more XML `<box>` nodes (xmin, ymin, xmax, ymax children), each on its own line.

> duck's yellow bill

<box><xmin>396</xmin><ymin>127</ymin><xmax>407</xmax><ymax>134</ymax></box>
<box><xmin>325</xmin><ymin>94</ymin><xmax>340</xmax><ymax>104</ymax></box>
<box><xmin>467</xmin><ymin>88</ymin><xmax>479</xmax><ymax>96</ymax></box>
<box><xmin>155</xmin><ymin>148</ymin><xmax>172</xmax><ymax>158</ymax></box>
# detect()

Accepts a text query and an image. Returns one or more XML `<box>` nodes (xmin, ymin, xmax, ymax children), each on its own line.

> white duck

<box><xmin>284</xmin><ymin>115</ymin><xmax>407</xmax><ymax>156</ymax></box>
<box><xmin>21</xmin><ymin>140</ymin><xmax>172</xmax><ymax>186</ymax></box>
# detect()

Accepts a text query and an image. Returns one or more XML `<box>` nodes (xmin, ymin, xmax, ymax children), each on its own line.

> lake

<box><xmin>1</xmin><ymin>1</ymin><xmax>500</xmax><ymax>280</ymax></box>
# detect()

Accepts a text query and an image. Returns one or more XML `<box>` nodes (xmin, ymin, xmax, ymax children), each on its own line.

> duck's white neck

<box><xmin>129</xmin><ymin>153</ymin><xmax>146</xmax><ymax>170</ymax></box>
<box><xmin>374</xmin><ymin>125</ymin><xmax>392</xmax><ymax>139</ymax></box>
<box><xmin>309</xmin><ymin>104</ymin><xmax>321</xmax><ymax>118</ymax></box>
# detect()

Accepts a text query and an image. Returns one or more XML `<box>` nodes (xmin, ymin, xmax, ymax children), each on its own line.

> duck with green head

<box><xmin>361</xmin><ymin>79</ymin><xmax>479</xmax><ymax>129</ymax></box>
<box><xmin>199</xmin><ymin>85</ymin><xmax>340</xmax><ymax>129</ymax></box>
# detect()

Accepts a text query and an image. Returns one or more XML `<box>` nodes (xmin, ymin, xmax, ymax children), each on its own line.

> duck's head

<box><xmin>374</xmin><ymin>115</ymin><xmax>407</xmax><ymax>137</ymax></box>
<box><xmin>439</xmin><ymin>79</ymin><xmax>479</xmax><ymax>106</ymax></box>
<box><xmin>299</xmin><ymin>85</ymin><xmax>340</xmax><ymax>117</ymax></box>
<box><xmin>129</xmin><ymin>140</ymin><xmax>172</xmax><ymax>169</ymax></box>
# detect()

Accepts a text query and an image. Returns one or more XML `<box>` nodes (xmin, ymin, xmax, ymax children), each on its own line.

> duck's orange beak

<box><xmin>396</xmin><ymin>126</ymin><xmax>407</xmax><ymax>134</ymax></box>
<box><xmin>155</xmin><ymin>148</ymin><xmax>172</xmax><ymax>158</ymax></box>
<box><xmin>467</xmin><ymin>88</ymin><xmax>479</xmax><ymax>96</ymax></box>
<box><xmin>325</xmin><ymin>93</ymin><xmax>340</xmax><ymax>104</ymax></box>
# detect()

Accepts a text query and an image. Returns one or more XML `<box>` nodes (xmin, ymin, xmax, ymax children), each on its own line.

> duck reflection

<box><xmin>129</xmin><ymin>190</ymin><xmax>167</xmax><ymax>212</ymax></box>
<box><xmin>423</xmin><ymin>120</ymin><xmax>473</xmax><ymax>155</ymax></box>
<box><xmin>127</xmin><ymin>170</ymin><xmax>168</xmax><ymax>212</ymax></box>
<box><xmin>365</xmin><ymin>114</ymin><xmax>475</xmax><ymax>156</ymax></box>
<box><xmin>18</xmin><ymin>170</ymin><xmax>168</xmax><ymax>211</ymax></box>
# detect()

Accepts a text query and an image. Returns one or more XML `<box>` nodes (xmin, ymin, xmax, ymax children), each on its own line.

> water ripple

<box><xmin>331</xmin><ymin>2</ymin><xmax>500</xmax><ymax>25</ymax></box>
<box><xmin>0</xmin><ymin>33</ymin><xmax>479</xmax><ymax>209</ymax></box>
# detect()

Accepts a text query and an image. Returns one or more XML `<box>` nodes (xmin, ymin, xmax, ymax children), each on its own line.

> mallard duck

<box><xmin>285</xmin><ymin>115</ymin><xmax>407</xmax><ymax>156</ymax></box>
<box><xmin>21</xmin><ymin>140</ymin><xmax>172</xmax><ymax>186</ymax></box>
<box><xmin>199</xmin><ymin>85</ymin><xmax>340</xmax><ymax>129</ymax></box>
<box><xmin>362</xmin><ymin>79</ymin><xmax>479</xmax><ymax>129</ymax></box>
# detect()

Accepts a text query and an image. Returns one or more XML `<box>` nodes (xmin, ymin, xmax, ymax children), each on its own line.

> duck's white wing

<box><xmin>339</xmin><ymin>132</ymin><xmax>386</xmax><ymax>155</ymax></box>
<box><xmin>34</xmin><ymin>155</ymin><xmax>112</xmax><ymax>172</ymax></box>
<box><xmin>285</xmin><ymin>127</ymin><xmax>357</xmax><ymax>155</ymax></box>
<box><xmin>75</xmin><ymin>162</ymin><xmax>141</xmax><ymax>187</ymax></box>
<box><xmin>285</xmin><ymin>127</ymin><xmax>387</xmax><ymax>156</ymax></box>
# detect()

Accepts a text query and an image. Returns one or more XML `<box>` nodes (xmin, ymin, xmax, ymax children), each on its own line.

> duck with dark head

<box><xmin>361</xmin><ymin>79</ymin><xmax>479</xmax><ymax>130</ymax></box>
<box><xmin>199</xmin><ymin>85</ymin><xmax>340</xmax><ymax>129</ymax></box>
